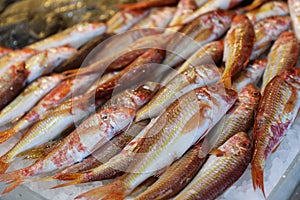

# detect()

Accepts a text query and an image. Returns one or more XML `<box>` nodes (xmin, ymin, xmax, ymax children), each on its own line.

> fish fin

<box><xmin>0</xmin><ymin>159</ymin><xmax>11</xmax><ymax>174</ymax></box>
<box><xmin>74</xmin><ymin>179</ymin><xmax>126</xmax><ymax>200</ymax></box>
<box><xmin>251</xmin><ymin>165</ymin><xmax>266</xmax><ymax>198</ymax></box>
<box><xmin>210</xmin><ymin>148</ymin><xmax>226</xmax><ymax>157</ymax></box>
<box><xmin>54</xmin><ymin>173</ymin><xmax>83</xmax><ymax>181</ymax></box>
<box><xmin>115</xmin><ymin>2</ymin><xmax>147</xmax><ymax>10</ymax></box>
<box><xmin>222</xmin><ymin>75</ymin><xmax>232</xmax><ymax>89</ymax></box>
<box><xmin>271</xmin><ymin>142</ymin><xmax>281</xmax><ymax>154</ymax></box>
<box><xmin>0</xmin><ymin>170</ymin><xmax>23</xmax><ymax>195</ymax></box>
<box><xmin>51</xmin><ymin>180</ymin><xmax>82</xmax><ymax>189</ymax></box>
<box><xmin>0</xmin><ymin>128</ymin><xmax>16</xmax><ymax>144</ymax></box>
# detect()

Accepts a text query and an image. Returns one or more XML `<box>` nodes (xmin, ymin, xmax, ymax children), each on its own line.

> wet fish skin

<box><xmin>222</xmin><ymin>14</ymin><xmax>255</xmax><ymax>88</ymax></box>
<box><xmin>0</xmin><ymin>49</ymin><xmax>36</xmax><ymax>76</ymax></box>
<box><xmin>180</xmin><ymin>0</ymin><xmax>243</xmax><ymax>25</ymax></box>
<box><xmin>135</xmin><ymin>64</ymin><xmax>222</xmax><ymax>121</ymax></box>
<box><xmin>250</xmin><ymin>16</ymin><xmax>291</xmax><ymax>60</ymax></box>
<box><xmin>233</xmin><ymin>59</ymin><xmax>267</xmax><ymax>92</ymax></box>
<box><xmin>174</xmin><ymin>132</ymin><xmax>252</xmax><ymax>200</ymax></box>
<box><xmin>131</xmin><ymin>7</ymin><xmax>176</xmax><ymax>30</ymax></box>
<box><xmin>0</xmin><ymin>74</ymin><xmax>64</xmax><ymax>128</ymax></box>
<box><xmin>54</xmin><ymin>33</ymin><xmax>114</xmax><ymax>72</ymax></box>
<box><xmin>261</xmin><ymin>31</ymin><xmax>299</xmax><ymax>93</ymax></box>
<box><xmin>57</xmin><ymin>120</ymin><xmax>149</xmax><ymax>175</ymax></box>
<box><xmin>206</xmin><ymin>84</ymin><xmax>261</xmax><ymax>150</ymax></box>
<box><xmin>73</xmin><ymin>84</ymin><xmax>237</xmax><ymax>200</ymax></box>
<box><xmin>288</xmin><ymin>0</ymin><xmax>300</xmax><ymax>41</ymax></box>
<box><xmin>164</xmin><ymin>9</ymin><xmax>234</xmax><ymax>68</ymax></box>
<box><xmin>27</xmin><ymin>22</ymin><xmax>107</xmax><ymax>50</ymax></box>
<box><xmin>106</xmin><ymin>10</ymin><xmax>150</xmax><ymax>34</ymax></box>
<box><xmin>0</xmin><ymin>62</ymin><xmax>28</xmax><ymax>110</ymax></box>
<box><xmin>25</xmin><ymin>46</ymin><xmax>77</xmax><ymax>83</ymax></box>
<box><xmin>246</xmin><ymin>1</ymin><xmax>289</xmax><ymax>24</ymax></box>
<box><xmin>251</xmin><ymin>68</ymin><xmax>300</xmax><ymax>196</ymax></box>
<box><xmin>0</xmin><ymin>106</ymin><xmax>135</xmax><ymax>195</ymax></box>
<box><xmin>134</xmin><ymin>140</ymin><xmax>210</xmax><ymax>200</ymax></box>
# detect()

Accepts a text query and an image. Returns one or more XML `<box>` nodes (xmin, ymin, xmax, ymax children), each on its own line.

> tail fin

<box><xmin>0</xmin><ymin>128</ymin><xmax>16</xmax><ymax>144</ymax></box>
<box><xmin>0</xmin><ymin>170</ymin><xmax>23</xmax><ymax>196</ymax></box>
<box><xmin>0</xmin><ymin>159</ymin><xmax>11</xmax><ymax>174</ymax></box>
<box><xmin>222</xmin><ymin>75</ymin><xmax>232</xmax><ymax>89</ymax></box>
<box><xmin>74</xmin><ymin>179</ymin><xmax>126</xmax><ymax>200</ymax></box>
<box><xmin>52</xmin><ymin>173</ymin><xmax>85</xmax><ymax>188</ymax></box>
<box><xmin>251</xmin><ymin>165</ymin><xmax>266</xmax><ymax>198</ymax></box>
<box><xmin>116</xmin><ymin>2</ymin><xmax>147</xmax><ymax>10</ymax></box>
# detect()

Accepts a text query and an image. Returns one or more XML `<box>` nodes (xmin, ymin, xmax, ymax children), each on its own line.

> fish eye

<box><xmin>102</xmin><ymin>113</ymin><xmax>108</xmax><ymax>120</ymax></box>
<box><xmin>252</xmin><ymin>92</ymin><xmax>260</xmax><ymax>97</ymax></box>
<box><xmin>242</xmin><ymin>142</ymin><xmax>248</xmax><ymax>148</ymax></box>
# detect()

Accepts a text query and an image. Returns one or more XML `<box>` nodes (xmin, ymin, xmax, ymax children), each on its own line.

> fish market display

<box><xmin>252</xmin><ymin>68</ymin><xmax>300</xmax><ymax>196</ymax></box>
<box><xmin>0</xmin><ymin>1</ymin><xmax>299</xmax><ymax>200</ymax></box>
<box><xmin>261</xmin><ymin>31</ymin><xmax>299</xmax><ymax>92</ymax></box>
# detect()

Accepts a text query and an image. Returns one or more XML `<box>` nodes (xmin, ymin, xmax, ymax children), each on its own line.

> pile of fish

<box><xmin>0</xmin><ymin>0</ymin><xmax>299</xmax><ymax>199</ymax></box>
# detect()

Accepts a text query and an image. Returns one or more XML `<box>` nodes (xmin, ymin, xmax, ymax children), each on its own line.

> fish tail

<box><xmin>0</xmin><ymin>128</ymin><xmax>16</xmax><ymax>144</ymax></box>
<box><xmin>74</xmin><ymin>179</ymin><xmax>126</xmax><ymax>200</ymax></box>
<box><xmin>222</xmin><ymin>75</ymin><xmax>232</xmax><ymax>89</ymax></box>
<box><xmin>115</xmin><ymin>2</ymin><xmax>146</xmax><ymax>10</ymax></box>
<box><xmin>17</xmin><ymin>147</ymin><xmax>48</xmax><ymax>160</ymax></box>
<box><xmin>0</xmin><ymin>157</ymin><xmax>11</xmax><ymax>174</ymax></box>
<box><xmin>251</xmin><ymin>164</ymin><xmax>266</xmax><ymax>198</ymax></box>
<box><xmin>0</xmin><ymin>170</ymin><xmax>23</xmax><ymax>195</ymax></box>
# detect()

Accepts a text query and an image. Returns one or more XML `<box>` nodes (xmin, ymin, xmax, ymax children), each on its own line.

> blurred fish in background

<box><xmin>0</xmin><ymin>0</ymin><xmax>135</xmax><ymax>48</ymax></box>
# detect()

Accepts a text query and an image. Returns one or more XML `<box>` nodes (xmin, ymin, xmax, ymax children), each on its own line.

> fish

<box><xmin>206</xmin><ymin>84</ymin><xmax>261</xmax><ymax>150</ymax></box>
<box><xmin>0</xmin><ymin>73</ymin><xmax>104</xmax><ymax>144</ymax></box>
<box><xmin>0</xmin><ymin>106</ymin><xmax>135</xmax><ymax>195</ymax></box>
<box><xmin>167</xmin><ymin>0</ymin><xmax>199</xmax><ymax>31</ymax></box>
<box><xmin>251</xmin><ymin>67</ymin><xmax>300</xmax><ymax>197</ymax></box>
<box><xmin>54</xmin><ymin>33</ymin><xmax>114</xmax><ymax>72</ymax></box>
<box><xmin>116</xmin><ymin>0</ymin><xmax>179</xmax><ymax>10</ymax></box>
<box><xmin>232</xmin><ymin>59</ymin><xmax>267</xmax><ymax>92</ymax></box>
<box><xmin>0</xmin><ymin>49</ymin><xmax>36</xmax><ymax>76</ymax></box>
<box><xmin>162</xmin><ymin>40</ymin><xmax>223</xmax><ymax>84</ymax></box>
<box><xmin>53</xmin><ymin>119</ymin><xmax>157</xmax><ymax>186</ymax></box>
<box><xmin>246</xmin><ymin>1</ymin><xmax>289</xmax><ymax>24</ymax></box>
<box><xmin>0</xmin><ymin>62</ymin><xmax>28</xmax><ymax>110</ymax></box>
<box><xmin>26</xmin><ymin>22</ymin><xmax>106</xmax><ymax>50</ymax></box>
<box><xmin>163</xmin><ymin>9</ymin><xmax>234</xmax><ymax>68</ymax></box>
<box><xmin>73</xmin><ymin>84</ymin><xmax>237</xmax><ymax>200</ymax></box>
<box><xmin>222</xmin><ymin>14</ymin><xmax>255</xmax><ymax>88</ymax></box>
<box><xmin>238</xmin><ymin>0</ymin><xmax>269</xmax><ymax>13</ymax></box>
<box><xmin>0</xmin><ymin>95</ymin><xmax>107</xmax><ymax>174</ymax></box>
<box><xmin>0</xmin><ymin>46</ymin><xmax>12</xmax><ymax>57</ymax></box>
<box><xmin>261</xmin><ymin>31</ymin><xmax>299</xmax><ymax>93</ymax></box>
<box><xmin>64</xmin><ymin>32</ymin><xmax>168</xmax><ymax>76</ymax></box>
<box><xmin>0</xmin><ymin>74</ymin><xmax>64</xmax><ymax>128</ymax></box>
<box><xmin>106</xmin><ymin>10</ymin><xmax>150</xmax><ymax>34</ymax></box>
<box><xmin>178</xmin><ymin>0</ymin><xmax>243</xmax><ymax>25</ymax></box>
<box><xmin>25</xmin><ymin>46</ymin><xmax>76</xmax><ymax>83</ymax></box>
<box><xmin>250</xmin><ymin>16</ymin><xmax>291</xmax><ymax>60</ymax></box>
<box><xmin>56</xmin><ymin>120</ymin><xmax>149</xmax><ymax>175</ymax></box>
<box><xmin>288</xmin><ymin>0</ymin><xmax>300</xmax><ymax>41</ymax></box>
<box><xmin>135</xmin><ymin>64</ymin><xmax>222</xmax><ymax>121</ymax></box>
<box><xmin>174</xmin><ymin>132</ymin><xmax>252</xmax><ymax>200</ymax></box>
<box><xmin>130</xmin><ymin>7</ymin><xmax>176</xmax><ymax>30</ymax></box>
<box><xmin>93</xmin><ymin>48</ymin><xmax>165</xmax><ymax>99</ymax></box>
<box><xmin>134</xmin><ymin>140</ymin><xmax>210</xmax><ymax>200</ymax></box>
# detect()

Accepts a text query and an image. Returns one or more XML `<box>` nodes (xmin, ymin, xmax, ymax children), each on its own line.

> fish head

<box><xmin>104</xmin><ymin>106</ymin><xmax>135</xmax><ymax>130</ymax></box>
<box><xmin>282</xmin><ymin>68</ymin><xmax>300</xmax><ymax>89</ymax></box>
<box><xmin>216</xmin><ymin>10</ymin><xmax>236</xmax><ymax>24</ymax></box>
<box><xmin>239</xmin><ymin>84</ymin><xmax>261</xmax><ymax>104</ymax></box>
<box><xmin>221</xmin><ymin>132</ymin><xmax>251</xmax><ymax>156</ymax></box>
<box><xmin>206</xmin><ymin>83</ymin><xmax>238</xmax><ymax>105</ymax></box>
<box><xmin>232</xmin><ymin>14</ymin><xmax>251</xmax><ymax>27</ymax></box>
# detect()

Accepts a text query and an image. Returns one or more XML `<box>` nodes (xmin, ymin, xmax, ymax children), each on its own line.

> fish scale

<box><xmin>174</xmin><ymin>132</ymin><xmax>252</xmax><ymax>200</ymax></box>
